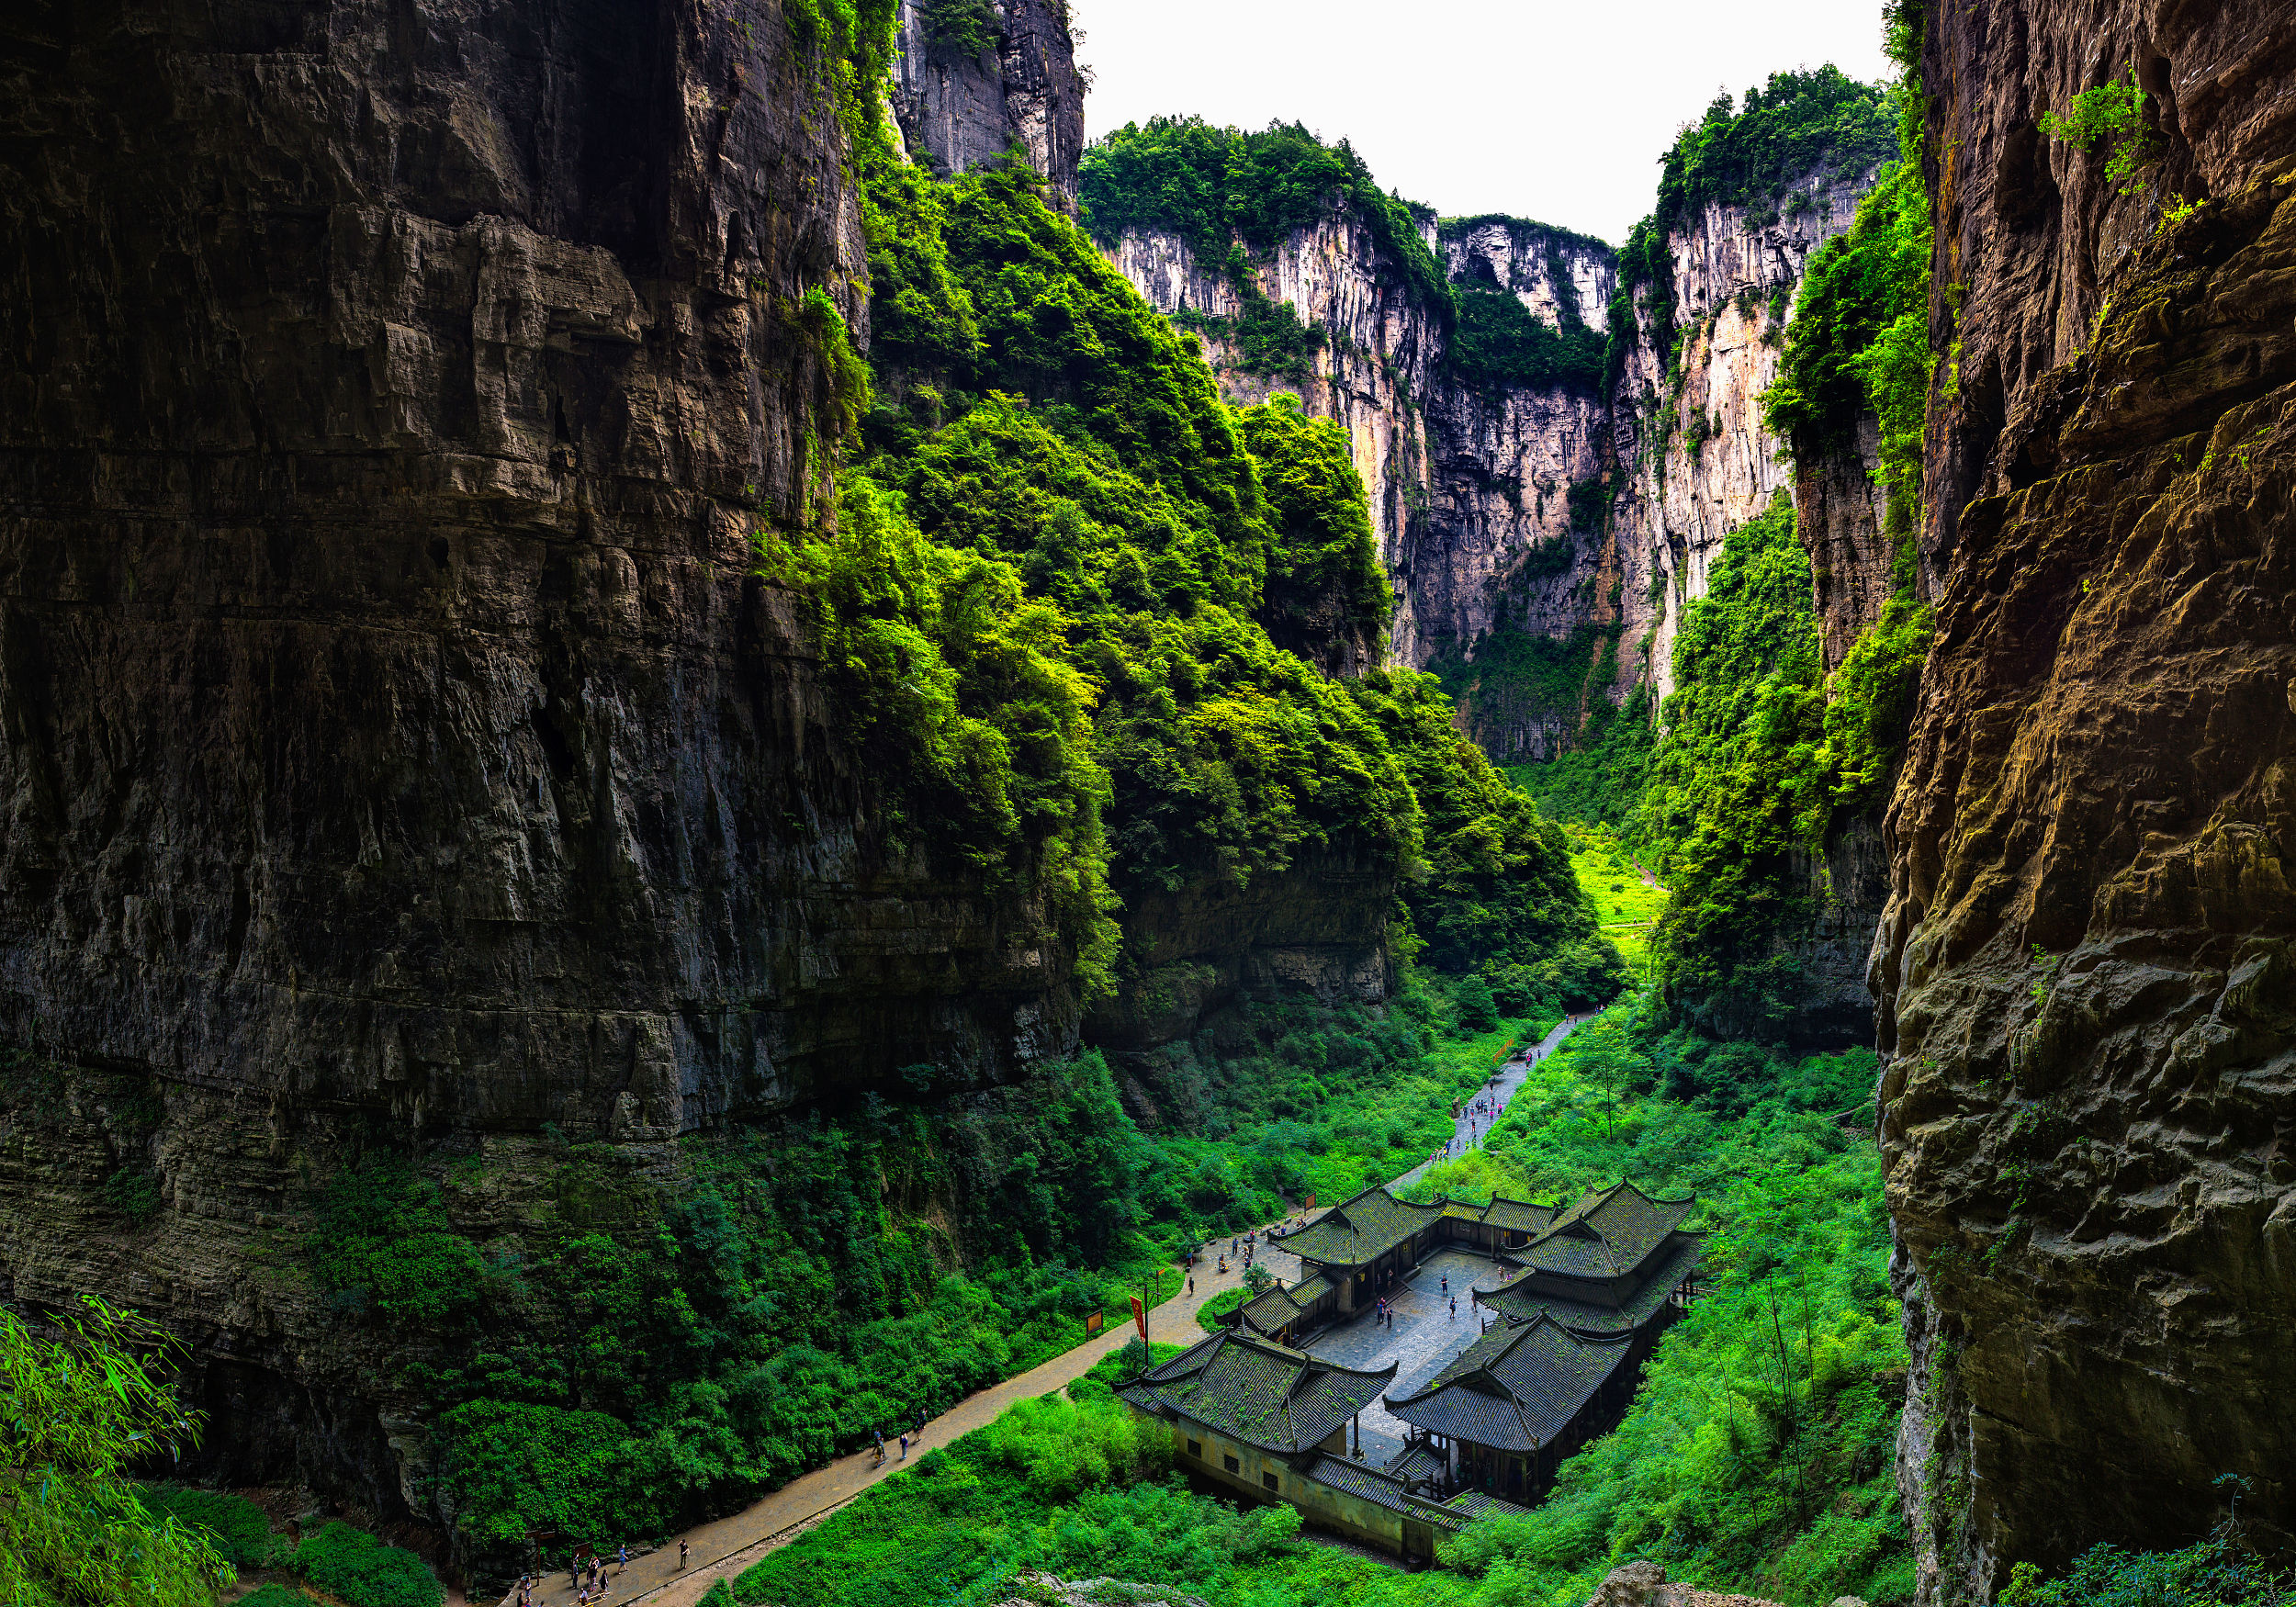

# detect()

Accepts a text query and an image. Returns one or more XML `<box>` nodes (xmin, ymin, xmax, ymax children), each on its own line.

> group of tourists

<box><xmin>516</xmin><ymin>1542</ymin><xmax>643</xmax><ymax>1607</ymax></box>
<box><xmin>872</xmin><ymin>1405</ymin><xmax>930</xmax><ymax>1467</ymax></box>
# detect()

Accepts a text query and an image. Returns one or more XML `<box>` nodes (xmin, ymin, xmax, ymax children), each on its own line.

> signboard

<box><xmin>1304</xmin><ymin>1193</ymin><xmax>1315</xmax><ymax>1210</ymax></box>
<box><xmin>1084</xmin><ymin>1309</ymin><xmax>1104</xmax><ymax>1337</ymax></box>
<box><xmin>1129</xmin><ymin>1295</ymin><xmax>1147</xmax><ymax>1341</ymax></box>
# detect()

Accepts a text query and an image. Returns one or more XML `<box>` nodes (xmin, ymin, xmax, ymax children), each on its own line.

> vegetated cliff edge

<box><xmin>1875</xmin><ymin>0</ymin><xmax>2296</xmax><ymax>1598</ymax></box>
<box><xmin>1076</xmin><ymin>90</ymin><xmax>1903</xmax><ymax>1048</ymax></box>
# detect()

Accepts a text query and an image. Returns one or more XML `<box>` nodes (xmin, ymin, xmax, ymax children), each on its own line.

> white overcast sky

<box><xmin>1074</xmin><ymin>0</ymin><xmax>1895</xmax><ymax>245</ymax></box>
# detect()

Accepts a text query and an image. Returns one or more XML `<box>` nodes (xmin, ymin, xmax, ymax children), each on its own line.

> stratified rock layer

<box><xmin>0</xmin><ymin>0</ymin><xmax>1083</xmax><ymax>1139</ymax></box>
<box><xmin>1877</xmin><ymin>4</ymin><xmax>2296</xmax><ymax>1597</ymax></box>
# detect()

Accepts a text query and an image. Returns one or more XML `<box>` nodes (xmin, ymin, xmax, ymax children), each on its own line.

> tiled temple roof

<box><xmin>1478</xmin><ymin>1237</ymin><xmax>1702</xmax><ymax>1332</ymax></box>
<box><xmin>1383</xmin><ymin>1317</ymin><xmax>1633</xmax><ymax>1452</ymax></box>
<box><xmin>1517</xmin><ymin>1182</ymin><xmax>1697</xmax><ymax>1283</ymax></box>
<box><xmin>1118</xmin><ymin>1329</ymin><xmax>1393</xmax><ymax>1454</ymax></box>
<box><xmin>1298</xmin><ymin>1453</ymin><xmax>1468</xmax><ymax>1528</ymax></box>
<box><xmin>1280</xmin><ymin>1186</ymin><xmax>1447</xmax><ymax>1270</ymax></box>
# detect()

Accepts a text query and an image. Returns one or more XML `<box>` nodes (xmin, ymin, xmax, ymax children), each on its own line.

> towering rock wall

<box><xmin>890</xmin><ymin>0</ymin><xmax>1086</xmax><ymax>207</ymax></box>
<box><xmin>1105</xmin><ymin>208</ymin><xmax>1443</xmax><ymax>656</ymax></box>
<box><xmin>1876</xmin><ymin>1</ymin><xmax>2296</xmax><ymax>1597</ymax></box>
<box><xmin>1606</xmin><ymin>174</ymin><xmax>1883</xmax><ymax>706</ymax></box>
<box><xmin>1098</xmin><ymin>173</ymin><xmax>1883</xmax><ymax>756</ymax></box>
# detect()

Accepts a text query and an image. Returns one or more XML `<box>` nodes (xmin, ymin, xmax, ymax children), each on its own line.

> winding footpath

<box><xmin>501</xmin><ymin>1013</ymin><xmax>1586</xmax><ymax>1607</ymax></box>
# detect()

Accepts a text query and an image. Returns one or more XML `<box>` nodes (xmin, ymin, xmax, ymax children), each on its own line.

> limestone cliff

<box><xmin>1876</xmin><ymin>1</ymin><xmax>2296</xmax><ymax>1595</ymax></box>
<box><xmin>1605</xmin><ymin>174</ymin><xmax>1883</xmax><ymax>706</ymax></box>
<box><xmin>1098</xmin><ymin>174</ymin><xmax>1882</xmax><ymax>759</ymax></box>
<box><xmin>890</xmin><ymin>0</ymin><xmax>1086</xmax><ymax>207</ymax></box>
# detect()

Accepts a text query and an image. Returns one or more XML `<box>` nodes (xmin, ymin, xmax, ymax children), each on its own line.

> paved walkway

<box><xmin>501</xmin><ymin>1232</ymin><xmax>1262</xmax><ymax>1607</ymax></box>
<box><xmin>1392</xmin><ymin>1013</ymin><xmax>1582</xmax><ymax>1192</ymax></box>
<box><xmin>502</xmin><ymin>1013</ymin><xmax>1588</xmax><ymax>1607</ymax></box>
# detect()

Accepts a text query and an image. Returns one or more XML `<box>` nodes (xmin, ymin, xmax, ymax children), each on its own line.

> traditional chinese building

<box><xmin>1387</xmin><ymin>1181</ymin><xmax>1702</xmax><ymax>1500</ymax></box>
<box><xmin>1116</xmin><ymin>1327</ymin><xmax>1530</xmax><ymax>1561</ymax></box>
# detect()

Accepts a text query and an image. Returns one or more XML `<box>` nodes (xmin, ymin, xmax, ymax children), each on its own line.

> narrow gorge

<box><xmin>1</xmin><ymin>5</ymin><xmax>2290</xmax><ymax>1607</ymax></box>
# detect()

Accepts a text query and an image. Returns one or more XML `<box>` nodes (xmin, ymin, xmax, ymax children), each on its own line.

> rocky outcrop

<box><xmin>1108</xmin><ymin>208</ymin><xmax>1445</xmax><ymax>653</ymax></box>
<box><xmin>0</xmin><ymin>0</ymin><xmax>1100</xmax><ymax>1138</ymax></box>
<box><xmin>1797</xmin><ymin>413</ymin><xmax>1898</xmax><ymax>672</ymax></box>
<box><xmin>1876</xmin><ymin>2</ymin><xmax>2296</xmax><ymax>1596</ymax></box>
<box><xmin>891</xmin><ymin>0</ymin><xmax>1086</xmax><ymax>206</ymax></box>
<box><xmin>1606</xmin><ymin>174</ymin><xmax>1880</xmax><ymax>706</ymax></box>
<box><xmin>0</xmin><ymin>0</ymin><xmax>1102</xmax><ymax>1543</ymax></box>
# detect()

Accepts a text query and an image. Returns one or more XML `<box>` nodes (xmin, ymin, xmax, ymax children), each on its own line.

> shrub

<box><xmin>1195</xmin><ymin>1287</ymin><xmax>1248</xmax><ymax>1331</ymax></box>
<box><xmin>2039</xmin><ymin>66</ymin><xmax>2158</xmax><ymax>194</ymax></box>
<box><xmin>292</xmin><ymin>1521</ymin><xmax>444</xmax><ymax>1607</ymax></box>
<box><xmin>135</xmin><ymin>1485</ymin><xmax>286</xmax><ymax>1569</ymax></box>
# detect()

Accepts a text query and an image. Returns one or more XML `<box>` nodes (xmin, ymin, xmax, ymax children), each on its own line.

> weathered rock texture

<box><xmin>1100</xmin><ymin>175</ymin><xmax>1879</xmax><ymax>734</ymax></box>
<box><xmin>890</xmin><ymin>0</ymin><xmax>1086</xmax><ymax>207</ymax></box>
<box><xmin>1606</xmin><ymin>174</ymin><xmax>1880</xmax><ymax>706</ymax></box>
<box><xmin>1876</xmin><ymin>2</ymin><xmax>2296</xmax><ymax>1597</ymax></box>
<box><xmin>0</xmin><ymin>0</ymin><xmax>1092</xmax><ymax>1140</ymax></box>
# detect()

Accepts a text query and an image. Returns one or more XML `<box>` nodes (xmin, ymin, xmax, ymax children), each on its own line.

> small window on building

<box><xmin>1262</xmin><ymin>1471</ymin><xmax>1280</xmax><ymax>1493</ymax></box>
<box><xmin>1187</xmin><ymin>1439</ymin><xmax>1202</xmax><ymax>1458</ymax></box>
<box><xmin>1223</xmin><ymin>1454</ymin><xmax>1241</xmax><ymax>1475</ymax></box>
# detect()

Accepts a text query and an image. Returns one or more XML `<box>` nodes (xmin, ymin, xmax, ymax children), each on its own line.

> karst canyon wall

<box><xmin>0</xmin><ymin>0</ymin><xmax>1394</xmax><ymax>1534</ymax></box>
<box><xmin>1876</xmin><ymin>0</ymin><xmax>2296</xmax><ymax>1597</ymax></box>
<box><xmin>1090</xmin><ymin>108</ymin><xmax>1896</xmax><ymax>1045</ymax></box>
<box><xmin>5</xmin><ymin>0</ymin><xmax>2294</xmax><ymax>1593</ymax></box>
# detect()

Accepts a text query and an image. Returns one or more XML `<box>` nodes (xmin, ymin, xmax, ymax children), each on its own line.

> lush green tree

<box><xmin>1</xmin><ymin>1298</ymin><xmax>232</xmax><ymax>1607</ymax></box>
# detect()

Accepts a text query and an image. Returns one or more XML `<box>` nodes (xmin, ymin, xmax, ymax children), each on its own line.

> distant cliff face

<box><xmin>1099</xmin><ymin>174</ymin><xmax>1881</xmax><ymax>753</ymax></box>
<box><xmin>890</xmin><ymin>0</ymin><xmax>1086</xmax><ymax>207</ymax></box>
<box><xmin>1606</xmin><ymin>174</ymin><xmax>1882</xmax><ymax>707</ymax></box>
<box><xmin>1877</xmin><ymin>1</ymin><xmax>2296</xmax><ymax>1596</ymax></box>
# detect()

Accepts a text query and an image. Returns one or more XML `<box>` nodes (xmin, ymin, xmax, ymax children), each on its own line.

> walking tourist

<box><xmin>1188</xmin><ymin>1275</ymin><xmax>1195</xmax><ymax>1295</ymax></box>
<box><xmin>899</xmin><ymin>1432</ymin><xmax>909</xmax><ymax>1459</ymax></box>
<box><xmin>872</xmin><ymin>1427</ymin><xmax>885</xmax><ymax>1464</ymax></box>
<box><xmin>1449</xmin><ymin>1296</ymin><xmax>1458</xmax><ymax>1320</ymax></box>
<box><xmin>680</xmin><ymin>1539</ymin><xmax>690</xmax><ymax>1569</ymax></box>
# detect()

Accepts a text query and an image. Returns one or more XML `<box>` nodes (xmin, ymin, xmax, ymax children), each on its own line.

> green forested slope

<box><xmin>729</xmin><ymin>1001</ymin><xmax>1913</xmax><ymax>1607</ymax></box>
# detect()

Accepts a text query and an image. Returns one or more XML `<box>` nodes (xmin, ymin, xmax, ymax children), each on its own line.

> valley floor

<box><xmin>513</xmin><ymin>1020</ymin><xmax>1593</xmax><ymax>1607</ymax></box>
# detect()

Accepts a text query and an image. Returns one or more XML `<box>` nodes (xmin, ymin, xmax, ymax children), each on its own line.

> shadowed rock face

<box><xmin>0</xmin><ymin>0</ymin><xmax>1091</xmax><ymax>1141</ymax></box>
<box><xmin>890</xmin><ymin>0</ymin><xmax>1085</xmax><ymax>207</ymax></box>
<box><xmin>1877</xmin><ymin>3</ymin><xmax>2296</xmax><ymax>1598</ymax></box>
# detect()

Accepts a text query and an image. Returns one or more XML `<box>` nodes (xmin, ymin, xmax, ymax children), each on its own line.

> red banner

<box><xmin>1129</xmin><ymin>1296</ymin><xmax>1147</xmax><ymax>1340</ymax></box>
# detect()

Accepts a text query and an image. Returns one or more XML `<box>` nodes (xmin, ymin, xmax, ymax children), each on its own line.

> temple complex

<box><xmin>1118</xmin><ymin>1179</ymin><xmax>1702</xmax><ymax>1552</ymax></box>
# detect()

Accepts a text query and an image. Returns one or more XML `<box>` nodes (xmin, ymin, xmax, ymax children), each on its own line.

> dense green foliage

<box><xmin>1505</xmin><ymin>685</ymin><xmax>1658</xmax><ymax>831</ymax></box>
<box><xmin>2</xmin><ymin>1298</ymin><xmax>232</xmax><ymax>1607</ymax></box>
<box><xmin>1450</xmin><ymin>284</ymin><xmax>1606</xmax><ymax>392</ymax></box>
<box><xmin>408</xmin><ymin>996</ymin><xmax>1566</xmax><ymax>1577</ymax></box>
<box><xmin>734</xmin><ymin>1001</ymin><xmax>1907</xmax><ymax>1607</ymax></box>
<box><xmin>1630</xmin><ymin>497</ymin><xmax>1828</xmax><ymax>1030</ymax></box>
<box><xmin>1763</xmin><ymin>84</ymin><xmax>1931</xmax><ymax>563</ymax></box>
<box><xmin>2000</xmin><ymin>1528</ymin><xmax>2292</xmax><ymax>1607</ymax></box>
<box><xmin>2038</xmin><ymin>65</ymin><xmax>2159</xmax><ymax>194</ymax></box>
<box><xmin>917</xmin><ymin>0</ymin><xmax>996</xmax><ymax>61</ymax></box>
<box><xmin>135</xmin><ymin>1485</ymin><xmax>287</xmax><ymax>1570</ymax></box>
<box><xmin>1608</xmin><ymin>70</ymin><xmax>1894</xmax><ymax>394</ymax></box>
<box><xmin>1240</xmin><ymin>392</ymin><xmax>1392</xmax><ymax>649</ymax></box>
<box><xmin>1651</xmin><ymin>70</ymin><xmax>1894</xmax><ymax>236</ymax></box>
<box><xmin>292</xmin><ymin>1522</ymin><xmax>444</xmax><ymax>1607</ymax></box>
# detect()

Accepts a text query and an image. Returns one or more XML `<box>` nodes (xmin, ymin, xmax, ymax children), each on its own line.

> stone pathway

<box><xmin>1392</xmin><ymin>1013</ymin><xmax>1582</xmax><ymax>1192</ymax></box>
<box><xmin>500</xmin><ymin>1012</ymin><xmax>1589</xmax><ymax>1607</ymax></box>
